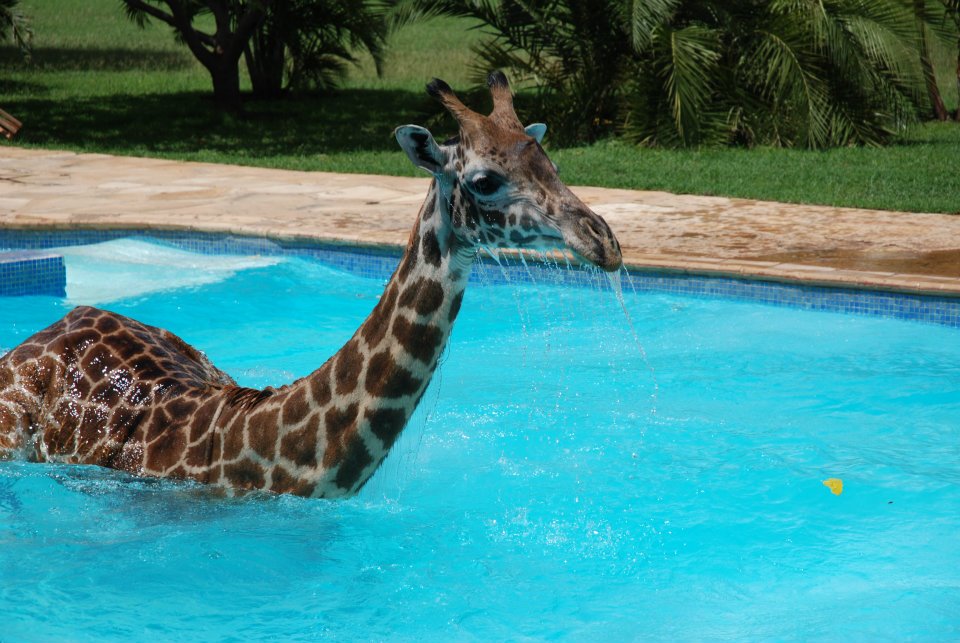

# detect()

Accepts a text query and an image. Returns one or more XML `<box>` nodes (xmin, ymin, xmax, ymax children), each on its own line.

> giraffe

<box><xmin>0</xmin><ymin>73</ymin><xmax>622</xmax><ymax>498</ymax></box>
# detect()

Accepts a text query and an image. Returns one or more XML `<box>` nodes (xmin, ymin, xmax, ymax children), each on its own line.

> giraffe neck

<box><xmin>254</xmin><ymin>181</ymin><xmax>474</xmax><ymax>498</ymax></box>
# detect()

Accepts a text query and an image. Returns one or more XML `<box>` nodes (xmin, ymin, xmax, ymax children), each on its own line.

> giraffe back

<box><xmin>0</xmin><ymin>306</ymin><xmax>234</xmax><ymax>471</ymax></box>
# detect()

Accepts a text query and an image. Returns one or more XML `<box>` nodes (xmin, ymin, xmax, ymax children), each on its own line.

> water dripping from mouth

<box><xmin>480</xmin><ymin>246</ymin><xmax>531</xmax><ymax>365</ymax></box>
<box><xmin>607</xmin><ymin>269</ymin><xmax>659</xmax><ymax>416</ymax></box>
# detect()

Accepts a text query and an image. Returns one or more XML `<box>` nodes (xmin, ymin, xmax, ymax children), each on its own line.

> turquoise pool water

<box><xmin>1</xmin><ymin>240</ymin><xmax>958</xmax><ymax>641</ymax></box>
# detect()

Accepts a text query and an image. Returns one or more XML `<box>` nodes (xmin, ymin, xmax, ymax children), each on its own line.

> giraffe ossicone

<box><xmin>0</xmin><ymin>73</ymin><xmax>622</xmax><ymax>498</ymax></box>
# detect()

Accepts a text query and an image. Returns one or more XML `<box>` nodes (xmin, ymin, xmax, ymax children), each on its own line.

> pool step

<box><xmin>0</xmin><ymin>251</ymin><xmax>66</xmax><ymax>297</ymax></box>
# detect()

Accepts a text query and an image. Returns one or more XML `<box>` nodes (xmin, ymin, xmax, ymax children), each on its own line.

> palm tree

<box><xmin>913</xmin><ymin>0</ymin><xmax>950</xmax><ymax>120</ymax></box>
<box><xmin>938</xmin><ymin>0</ymin><xmax>960</xmax><ymax>120</ymax></box>
<box><xmin>426</xmin><ymin>0</ymin><xmax>929</xmax><ymax>148</ymax></box>
<box><xmin>244</xmin><ymin>0</ymin><xmax>391</xmax><ymax>98</ymax></box>
<box><xmin>122</xmin><ymin>0</ymin><xmax>270</xmax><ymax>111</ymax></box>
<box><xmin>0</xmin><ymin>0</ymin><xmax>31</xmax><ymax>56</ymax></box>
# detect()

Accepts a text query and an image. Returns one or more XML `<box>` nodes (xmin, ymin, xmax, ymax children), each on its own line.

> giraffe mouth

<box><xmin>559</xmin><ymin>212</ymin><xmax>623</xmax><ymax>272</ymax></box>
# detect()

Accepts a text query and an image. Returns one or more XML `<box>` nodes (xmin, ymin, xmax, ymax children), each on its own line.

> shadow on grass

<box><xmin>7</xmin><ymin>88</ymin><xmax>453</xmax><ymax>157</ymax></box>
<box><xmin>0</xmin><ymin>79</ymin><xmax>49</xmax><ymax>96</ymax></box>
<box><xmin>0</xmin><ymin>47</ymin><xmax>194</xmax><ymax>72</ymax></box>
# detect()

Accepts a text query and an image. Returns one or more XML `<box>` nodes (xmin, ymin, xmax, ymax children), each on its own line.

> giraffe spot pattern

<box><xmin>334</xmin><ymin>339</ymin><xmax>363</xmax><ymax>395</ymax></box>
<box><xmin>391</xmin><ymin>317</ymin><xmax>442</xmax><ymax>364</ymax></box>
<box><xmin>323</xmin><ymin>403</ymin><xmax>360</xmax><ymax>468</ymax></box>
<box><xmin>362</xmin><ymin>284</ymin><xmax>398</xmax><ymax>347</ymax></box>
<box><xmin>365</xmin><ymin>350</ymin><xmax>422</xmax><ymax>399</ymax></box>
<box><xmin>398</xmin><ymin>277</ymin><xmax>445</xmax><ymax>316</ymax></box>
<box><xmin>224</xmin><ymin>458</ymin><xmax>266</xmax><ymax>490</ymax></box>
<box><xmin>366</xmin><ymin>407</ymin><xmax>407</xmax><ymax>450</ymax></box>
<box><xmin>334</xmin><ymin>439</ymin><xmax>374</xmax><ymax>492</ymax></box>
<box><xmin>421</xmin><ymin>229</ymin><xmax>442</xmax><ymax>267</ymax></box>
<box><xmin>281</xmin><ymin>414</ymin><xmax>319</xmax><ymax>468</ymax></box>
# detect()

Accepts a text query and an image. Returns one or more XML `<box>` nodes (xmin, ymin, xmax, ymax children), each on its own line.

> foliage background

<box><xmin>0</xmin><ymin>0</ymin><xmax>957</xmax><ymax>213</ymax></box>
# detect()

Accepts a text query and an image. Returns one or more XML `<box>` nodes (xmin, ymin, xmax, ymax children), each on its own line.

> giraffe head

<box><xmin>395</xmin><ymin>72</ymin><xmax>622</xmax><ymax>272</ymax></box>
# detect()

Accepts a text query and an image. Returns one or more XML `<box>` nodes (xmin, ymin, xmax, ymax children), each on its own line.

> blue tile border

<box><xmin>1</xmin><ymin>228</ymin><xmax>958</xmax><ymax>327</ymax></box>
<box><xmin>0</xmin><ymin>250</ymin><xmax>66</xmax><ymax>297</ymax></box>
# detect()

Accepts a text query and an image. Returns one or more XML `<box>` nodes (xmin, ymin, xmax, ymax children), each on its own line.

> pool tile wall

<box><xmin>0</xmin><ymin>251</ymin><xmax>66</xmax><ymax>297</ymax></box>
<box><xmin>1</xmin><ymin>229</ymin><xmax>958</xmax><ymax>327</ymax></box>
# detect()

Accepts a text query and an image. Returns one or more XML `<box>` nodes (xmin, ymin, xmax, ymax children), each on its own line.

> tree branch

<box><xmin>225</xmin><ymin>1</ymin><xmax>271</xmax><ymax>62</ymax></box>
<box><xmin>164</xmin><ymin>0</ymin><xmax>216</xmax><ymax>68</ymax></box>
<box><xmin>121</xmin><ymin>0</ymin><xmax>177</xmax><ymax>29</ymax></box>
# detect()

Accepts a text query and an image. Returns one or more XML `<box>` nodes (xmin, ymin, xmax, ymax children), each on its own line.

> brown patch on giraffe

<box><xmin>209</xmin><ymin>430</ymin><xmax>223</xmax><ymax>465</ymax></box>
<box><xmin>144</xmin><ymin>407</ymin><xmax>171</xmax><ymax>442</ymax></box>
<box><xmin>59</xmin><ymin>329</ymin><xmax>101</xmax><ymax>359</ymax></box>
<box><xmin>44</xmin><ymin>403</ymin><xmax>79</xmax><ymax>455</ymax></box>
<box><xmin>188</xmin><ymin>397</ymin><xmax>220</xmax><ymax>443</ymax></box>
<box><xmin>71</xmin><ymin>315</ymin><xmax>97</xmax><ymax>330</ymax></box>
<box><xmin>89</xmin><ymin>380</ymin><xmax>122</xmax><ymax>408</ymax></box>
<box><xmin>510</xmin><ymin>230</ymin><xmax>537</xmax><ymax>245</ymax></box>
<box><xmin>221</xmin><ymin>416</ymin><xmax>246</xmax><ymax>461</ymax></box>
<box><xmin>361</xmin><ymin>283</ymin><xmax>398</xmax><ymax>347</ymax></box>
<box><xmin>129</xmin><ymin>356</ymin><xmax>166</xmax><ymax>382</ymax></box>
<box><xmin>102</xmin><ymin>406</ymin><xmax>144</xmax><ymax>461</ymax></box>
<box><xmin>280</xmin><ymin>414</ymin><xmax>319</xmax><ymax>468</ymax></box>
<box><xmin>12</xmin><ymin>344</ymin><xmax>42</xmax><ymax>361</ymax></box>
<box><xmin>145</xmin><ymin>426</ymin><xmax>187</xmax><ymax>473</ymax></box>
<box><xmin>448</xmin><ymin>291</ymin><xmax>464</xmax><ymax>323</ymax></box>
<box><xmin>421</xmin><ymin>229</ymin><xmax>442</xmax><ymax>267</ymax></box>
<box><xmin>365</xmin><ymin>350</ymin><xmax>422</xmax><ymax>399</ymax></box>
<box><xmin>269</xmin><ymin>464</ymin><xmax>295</xmax><ymax>493</ymax></box>
<box><xmin>270</xmin><ymin>465</ymin><xmax>316</xmax><ymax>496</ymax></box>
<box><xmin>224</xmin><ymin>458</ymin><xmax>266</xmax><ymax>490</ymax></box>
<box><xmin>482</xmin><ymin>208</ymin><xmax>506</xmax><ymax>228</ymax></box>
<box><xmin>282</xmin><ymin>387</ymin><xmax>310</xmax><ymax>425</ymax></box>
<box><xmin>310</xmin><ymin>369</ymin><xmax>332</xmax><ymax>406</ymax></box>
<box><xmin>391</xmin><ymin>317</ymin><xmax>442</xmax><ymax>364</ymax></box>
<box><xmin>247</xmin><ymin>407</ymin><xmax>280</xmax><ymax>460</ymax></box>
<box><xmin>95</xmin><ymin>315</ymin><xmax>121</xmax><ymax>335</ymax></box>
<box><xmin>166</xmin><ymin>395</ymin><xmax>197</xmax><ymax>420</ymax></box>
<box><xmin>73</xmin><ymin>406</ymin><xmax>106</xmax><ymax>451</ymax></box>
<box><xmin>64</xmin><ymin>365</ymin><xmax>92</xmax><ymax>398</ymax></box>
<box><xmin>334</xmin><ymin>440</ymin><xmax>374</xmax><ymax>492</ymax></box>
<box><xmin>397</xmin><ymin>252</ymin><xmax>416</xmax><ymax>283</ymax></box>
<box><xmin>156</xmin><ymin>376</ymin><xmax>187</xmax><ymax>396</ymax></box>
<box><xmin>322</xmin><ymin>403</ymin><xmax>359</xmax><ymax>468</ymax></box>
<box><xmin>15</xmin><ymin>363</ymin><xmax>44</xmax><ymax>397</ymax></box>
<box><xmin>334</xmin><ymin>339</ymin><xmax>363</xmax><ymax>395</ymax></box>
<box><xmin>185</xmin><ymin>440</ymin><xmax>210</xmax><ymax>469</ymax></box>
<box><xmin>398</xmin><ymin>278</ymin><xmax>445</xmax><ymax>316</ymax></box>
<box><xmin>366</xmin><ymin>407</ymin><xmax>407</xmax><ymax>450</ymax></box>
<box><xmin>128</xmin><ymin>381</ymin><xmax>152</xmax><ymax>406</ymax></box>
<box><xmin>166</xmin><ymin>464</ymin><xmax>188</xmax><ymax>479</ymax></box>
<box><xmin>103</xmin><ymin>330</ymin><xmax>143</xmax><ymax>361</ymax></box>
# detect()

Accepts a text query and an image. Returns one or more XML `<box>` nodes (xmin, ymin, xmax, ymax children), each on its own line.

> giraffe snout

<box><xmin>564</xmin><ymin>208</ymin><xmax>622</xmax><ymax>272</ymax></box>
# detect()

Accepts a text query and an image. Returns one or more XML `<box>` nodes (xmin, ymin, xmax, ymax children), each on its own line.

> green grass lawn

<box><xmin>1</xmin><ymin>0</ymin><xmax>959</xmax><ymax>214</ymax></box>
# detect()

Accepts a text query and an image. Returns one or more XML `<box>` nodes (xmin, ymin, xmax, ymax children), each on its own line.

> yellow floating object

<box><xmin>823</xmin><ymin>478</ymin><xmax>843</xmax><ymax>495</ymax></box>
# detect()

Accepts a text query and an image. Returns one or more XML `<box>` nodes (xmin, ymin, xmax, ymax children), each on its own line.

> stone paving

<box><xmin>1</xmin><ymin>146</ymin><xmax>959</xmax><ymax>295</ymax></box>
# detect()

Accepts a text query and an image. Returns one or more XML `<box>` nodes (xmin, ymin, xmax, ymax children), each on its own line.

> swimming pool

<box><xmin>2</xmin><ymin>238</ymin><xmax>958</xmax><ymax>641</ymax></box>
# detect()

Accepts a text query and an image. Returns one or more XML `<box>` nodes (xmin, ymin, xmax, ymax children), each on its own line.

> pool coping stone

<box><xmin>1</xmin><ymin>147</ymin><xmax>959</xmax><ymax>298</ymax></box>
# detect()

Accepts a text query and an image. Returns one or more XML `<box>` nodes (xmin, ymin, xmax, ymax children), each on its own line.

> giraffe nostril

<box><xmin>580</xmin><ymin>217</ymin><xmax>602</xmax><ymax>239</ymax></box>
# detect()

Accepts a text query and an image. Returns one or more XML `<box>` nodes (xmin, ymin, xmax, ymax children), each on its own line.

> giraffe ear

<box><xmin>525</xmin><ymin>123</ymin><xmax>547</xmax><ymax>143</ymax></box>
<box><xmin>395</xmin><ymin>125</ymin><xmax>445</xmax><ymax>175</ymax></box>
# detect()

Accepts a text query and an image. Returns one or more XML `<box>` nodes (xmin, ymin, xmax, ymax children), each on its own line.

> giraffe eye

<box><xmin>469</xmin><ymin>173</ymin><xmax>505</xmax><ymax>197</ymax></box>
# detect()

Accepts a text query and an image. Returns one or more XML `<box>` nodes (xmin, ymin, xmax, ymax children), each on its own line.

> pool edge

<box><xmin>2</xmin><ymin>221</ymin><xmax>958</xmax><ymax>300</ymax></box>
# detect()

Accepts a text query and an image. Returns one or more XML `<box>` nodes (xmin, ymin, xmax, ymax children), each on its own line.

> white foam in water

<box><xmin>56</xmin><ymin>239</ymin><xmax>281</xmax><ymax>305</ymax></box>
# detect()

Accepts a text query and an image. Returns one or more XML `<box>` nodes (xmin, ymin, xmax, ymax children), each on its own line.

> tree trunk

<box><xmin>956</xmin><ymin>38</ymin><xmax>960</xmax><ymax>122</ymax></box>
<box><xmin>245</xmin><ymin>28</ymin><xmax>286</xmax><ymax>98</ymax></box>
<box><xmin>210</xmin><ymin>60</ymin><xmax>243</xmax><ymax>112</ymax></box>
